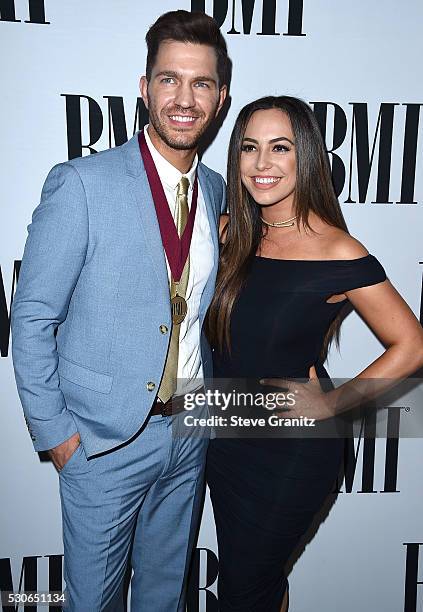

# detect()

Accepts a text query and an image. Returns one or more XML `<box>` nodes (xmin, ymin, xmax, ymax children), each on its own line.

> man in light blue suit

<box><xmin>12</xmin><ymin>10</ymin><xmax>229</xmax><ymax>611</ymax></box>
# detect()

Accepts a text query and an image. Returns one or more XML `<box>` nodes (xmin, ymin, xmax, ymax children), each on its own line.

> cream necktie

<box><xmin>158</xmin><ymin>176</ymin><xmax>190</xmax><ymax>403</ymax></box>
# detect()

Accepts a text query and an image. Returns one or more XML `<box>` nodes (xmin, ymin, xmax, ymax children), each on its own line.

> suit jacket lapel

<box><xmin>121</xmin><ymin>134</ymin><xmax>169</xmax><ymax>298</ymax></box>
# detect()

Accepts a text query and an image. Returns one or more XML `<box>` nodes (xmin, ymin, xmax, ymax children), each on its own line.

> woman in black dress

<box><xmin>205</xmin><ymin>97</ymin><xmax>423</xmax><ymax>611</ymax></box>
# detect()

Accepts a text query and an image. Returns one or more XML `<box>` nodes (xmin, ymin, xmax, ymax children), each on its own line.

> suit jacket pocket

<box><xmin>58</xmin><ymin>354</ymin><xmax>113</xmax><ymax>394</ymax></box>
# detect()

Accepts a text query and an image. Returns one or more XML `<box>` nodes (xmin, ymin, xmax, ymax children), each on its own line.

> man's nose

<box><xmin>173</xmin><ymin>82</ymin><xmax>195</xmax><ymax>109</ymax></box>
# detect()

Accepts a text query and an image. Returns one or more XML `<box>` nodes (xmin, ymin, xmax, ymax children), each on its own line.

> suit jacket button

<box><xmin>146</xmin><ymin>382</ymin><xmax>156</xmax><ymax>391</ymax></box>
<box><xmin>159</xmin><ymin>325</ymin><xmax>168</xmax><ymax>334</ymax></box>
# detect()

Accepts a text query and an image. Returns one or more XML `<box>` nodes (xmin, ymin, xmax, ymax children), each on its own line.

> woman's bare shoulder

<box><xmin>324</xmin><ymin>227</ymin><xmax>369</xmax><ymax>260</ymax></box>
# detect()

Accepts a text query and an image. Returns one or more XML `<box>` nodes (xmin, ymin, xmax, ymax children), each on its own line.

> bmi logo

<box><xmin>0</xmin><ymin>549</ymin><xmax>219</xmax><ymax>611</ymax></box>
<box><xmin>191</xmin><ymin>0</ymin><xmax>305</xmax><ymax>36</ymax></box>
<box><xmin>0</xmin><ymin>0</ymin><xmax>49</xmax><ymax>24</ymax></box>
<box><xmin>312</xmin><ymin>102</ymin><xmax>422</xmax><ymax>204</ymax></box>
<box><xmin>0</xmin><ymin>260</ymin><xmax>20</xmax><ymax>358</ymax></box>
<box><xmin>61</xmin><ymin>95</ymin><xmax>148</xmax><ymax>160</ymax></box>
<box><xmin>335</xmin><ymin>407</ymin><xmax>402</xmax><ymax>494</ymax></box>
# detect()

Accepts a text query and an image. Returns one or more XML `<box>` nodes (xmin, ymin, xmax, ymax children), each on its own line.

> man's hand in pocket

<box><xmin>48</xmin><ymin>432</ymin><xmax>81</xmax><ymax>471</ymax></box>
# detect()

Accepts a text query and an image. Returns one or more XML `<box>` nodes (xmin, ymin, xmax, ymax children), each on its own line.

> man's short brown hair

<box><xmin>146</xmin><ymin>10</ymin><xmax>230</xmax><ymax>88</ymax></box>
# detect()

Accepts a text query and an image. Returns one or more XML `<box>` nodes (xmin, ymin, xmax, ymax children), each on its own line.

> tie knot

<box><xmin>177</xmin><ymin>176</ymin><xmax>190</xmax><ymax>197</ymax></box>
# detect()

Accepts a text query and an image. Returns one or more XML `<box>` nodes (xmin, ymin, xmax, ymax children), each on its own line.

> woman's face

<box><xmin>240</xmin><ymin>108</ymin><xmax>296</xmax><ymax>209</ymax></box>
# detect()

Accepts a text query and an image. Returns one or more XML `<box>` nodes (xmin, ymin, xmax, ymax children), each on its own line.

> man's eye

<box><xmin>161</xmin><ymin>77</ymin><xmax>175</xmax><ymax>84</ymax></box>
<box><xmin>241</xmin><ymin>144</ymin><xmax>255</xmax><ymax>152</ymax></box>
<box><xmin>194</xmin><ymin>81</ymin><xmax>210</xmax><ymax>88</ymax></box>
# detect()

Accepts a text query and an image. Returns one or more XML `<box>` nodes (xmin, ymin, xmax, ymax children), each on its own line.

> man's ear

<box><xmin>140</xmin><ymin>76</ymin><xmax>149</xmax><ymax>108</ymax></box>
<box><xmin>215</xmin><ymin>84</ymin><xmax>228</xmax><ymax>117</ymax></box>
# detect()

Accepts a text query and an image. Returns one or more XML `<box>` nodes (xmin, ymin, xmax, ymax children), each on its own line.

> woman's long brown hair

<box><xmin>206</xmin><ymin>96</ymin><xmax>350</xmax><ymax>360</ymax></box>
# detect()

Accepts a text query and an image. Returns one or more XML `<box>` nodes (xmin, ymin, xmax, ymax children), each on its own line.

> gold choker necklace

<box><xmin>261</xmin><ymin>215</ymin><xmax>297</xmax><ymax>228</ymax></box>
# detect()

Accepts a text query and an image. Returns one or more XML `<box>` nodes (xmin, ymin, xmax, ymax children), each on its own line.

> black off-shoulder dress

<box><xmin>206</xmin><ymin>254</ymin><xmax>386</xmax><ymax>611</ymax></box>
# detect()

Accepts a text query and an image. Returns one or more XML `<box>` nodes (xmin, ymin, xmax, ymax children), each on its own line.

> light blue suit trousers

<box><xmin>60</xmin><ymin>411</ymin><xmax>209</xmax><ymax>611</ymax></box>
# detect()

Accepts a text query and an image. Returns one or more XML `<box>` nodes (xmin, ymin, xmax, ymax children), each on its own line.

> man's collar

<box><xmin>143</xmin><ymin>125</ymin><xmax>198</xmax><ymax>190</ymax></box>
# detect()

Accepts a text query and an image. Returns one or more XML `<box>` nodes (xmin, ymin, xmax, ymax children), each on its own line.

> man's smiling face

<box><xmin>141</xmin><ymin>40</ymin><xmax>226</xmax><ymax>152</ymax></box>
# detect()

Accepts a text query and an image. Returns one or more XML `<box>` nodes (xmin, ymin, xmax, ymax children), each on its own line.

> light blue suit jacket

<box><xmin>11</xmin><ymin>133</ymin><xmax>225</xmax><ymax>457</ymax></box>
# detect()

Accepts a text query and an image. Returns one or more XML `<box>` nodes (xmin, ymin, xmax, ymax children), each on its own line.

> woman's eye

<box><xmin>273</xmin><ymin>144</ymin><xmax>289</xmax><ymax>153</ymax></box>
<box><xmin>241</xmin><ymin>144</ymin><xmax>255</xmax><ymax>152</ymax></box>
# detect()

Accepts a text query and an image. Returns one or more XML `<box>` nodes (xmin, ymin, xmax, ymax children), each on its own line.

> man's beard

<box><xmin>148</xmin><ymin>98</ymin><xmax>217</xmax><ymax>151</ymax></box>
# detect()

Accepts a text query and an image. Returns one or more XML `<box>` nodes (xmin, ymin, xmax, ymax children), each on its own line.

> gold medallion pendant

<box><xmin>171</xmin><ymin>294</ymin><xmax>188</xmax><ymax>324</ymax></box>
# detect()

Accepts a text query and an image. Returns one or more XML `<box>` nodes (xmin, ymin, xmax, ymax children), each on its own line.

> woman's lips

<box><xmin>250</xmin><ymin>176</ymin><xmax>282</xmax><ymax>190</ymax></box>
